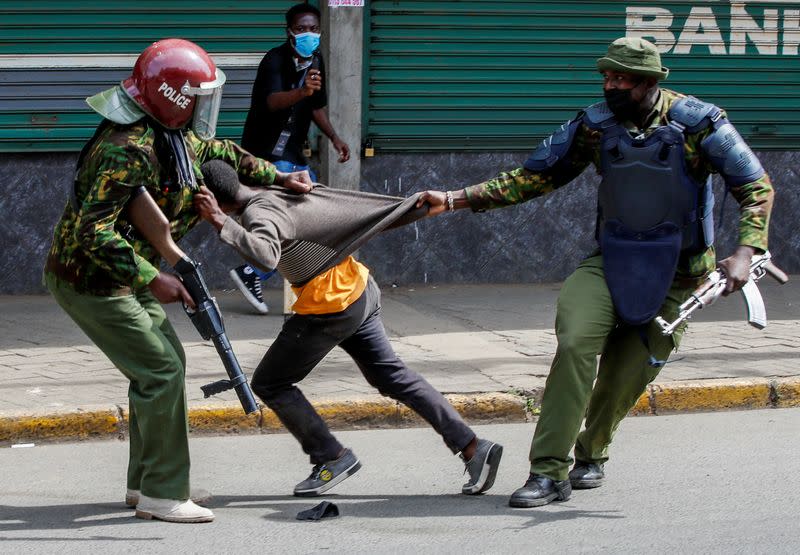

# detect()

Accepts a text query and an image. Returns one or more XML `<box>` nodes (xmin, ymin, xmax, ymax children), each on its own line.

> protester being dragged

<box><xmin>195</xmin><ymin>159</ymin><xmax>503</xmax><ymax>498</ymax></box>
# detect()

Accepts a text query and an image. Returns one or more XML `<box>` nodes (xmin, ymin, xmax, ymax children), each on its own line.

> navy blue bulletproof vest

<box><xmin>583</xmin><ymin>101</ymin><xmax>715</xmax><ymax>325</ymax></box>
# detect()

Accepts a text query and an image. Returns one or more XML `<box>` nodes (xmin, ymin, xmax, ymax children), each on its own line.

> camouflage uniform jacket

<box><xmin>45</xmin><ymin>120</ymin><xmax>277</xmax><ymax>296</ymax></box>
<box><xmin>465</xmin><ymin>88</ymin><xmax>774</xmax><ymax>279</ymax></box>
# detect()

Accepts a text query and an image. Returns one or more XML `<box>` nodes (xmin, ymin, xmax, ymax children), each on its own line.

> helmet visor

<box><xmin>187</xmin><ymin>68</ymin><xmax>226</xmax><ymax>140</ymax></box>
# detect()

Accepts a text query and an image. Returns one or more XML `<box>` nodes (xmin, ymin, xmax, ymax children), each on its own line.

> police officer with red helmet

<box><xmin>44</xmin><ymin>38</ymin><xmax>311</xmax><ymax>523</ymax></box>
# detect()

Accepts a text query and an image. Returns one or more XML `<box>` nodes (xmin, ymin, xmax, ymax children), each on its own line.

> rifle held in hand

<box><xmin>655</xmin><ymin>251</ymin><xmax>788</xmax><ymax>336</ymax></box>
<box><xmin>173</xmin><ymin>256</ymin><xmax>260</xmax><ymax>414</ymax></box>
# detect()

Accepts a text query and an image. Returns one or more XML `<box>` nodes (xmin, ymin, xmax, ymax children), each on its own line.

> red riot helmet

<box><xmin>121</xmin><ymin>38</ymin><xmax>226</xmax><ymax>140</ymax></box>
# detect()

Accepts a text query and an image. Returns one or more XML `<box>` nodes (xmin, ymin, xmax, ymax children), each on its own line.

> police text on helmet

<box><xmin>158</xmin><ymin>82</ymin><xmax>191</xmax><ymax>110</ymax></box>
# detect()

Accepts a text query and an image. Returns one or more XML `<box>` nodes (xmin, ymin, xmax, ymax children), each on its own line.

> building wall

<box><xmin>0</xmin><ymin>1</ymin><xmax>298</xmax><ymax>151</ymax></box>
<box><xmin>3</xmin><ymin>150</ymin><xmax>796</xmax><ymax>294</ymax></box>
<box><xmin>364</xmin><ymin>1</ymin><xmax>800</xmax><ymax>153</ymax></box>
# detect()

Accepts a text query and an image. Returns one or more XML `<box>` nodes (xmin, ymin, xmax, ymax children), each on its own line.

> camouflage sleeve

<box><xmin>464</xmin><ymin>167</ymin><xmax>559</xmax><ymax>210</ymax></box>
<box><xmin>728</xmin><ymin>172</ymin><xmax>774</xmax><ymax>252</ymax></box>
<box><xmin>163</xmin><ymin>186</ymin><xmax>201</xmax><ymax>245</ymax></box>
<box><xmin>193</xmin><ymin>135</ymin><xmax>277</xmax><ymax>186</ymax></box>
<box><xmin>74</xmin><ymin>146</ymin><xmax>160</xmax><ymax>287</ymax></box>
<box><xmin>464</xmin><ymin>122</ymin><xmax>595</xmax><ymax>210</ymax></box>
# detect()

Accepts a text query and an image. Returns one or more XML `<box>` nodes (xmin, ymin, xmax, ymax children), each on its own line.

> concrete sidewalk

<box><xmin>1</xmin><ymin>278</ymin><xmax>798</xmax><ymax>444</ymax></box>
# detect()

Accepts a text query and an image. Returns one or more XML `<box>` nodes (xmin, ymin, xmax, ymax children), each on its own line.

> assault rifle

<box><xmin>655</xmin><ymin>251</ymin><xmax>788</xmax><ymax>336</ymax></box>
<box><xmin>173</xmin><ymin>256</ymin><xmax>259</xmax><ymax>414</ymax></box>
<box><xmin>126</xmin><ymin>189</ymin><xmax>259</xmax><ymax>414</ymax></box>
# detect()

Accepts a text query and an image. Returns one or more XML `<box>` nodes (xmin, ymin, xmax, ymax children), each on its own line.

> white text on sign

<box><xmin>626</xmin><ymin>2</ymin><xmax>800</xmax><ymax>55</ymax></box>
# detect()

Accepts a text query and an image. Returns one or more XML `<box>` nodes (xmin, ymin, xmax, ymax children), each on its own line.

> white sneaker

<box><xmin>126</xmin><ymin>487</ymin><xmax>212</xmax><ymax>508</ymax></box>
<box><xmin>135</xmin><ymin>494</ymin><xmax>214</xmax><ymax>523</ymax></box>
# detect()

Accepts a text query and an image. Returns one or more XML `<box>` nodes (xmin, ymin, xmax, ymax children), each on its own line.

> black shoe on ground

<box><xmin>293</xmin><ymin>449</ymin><xmax>362</xmax><ymax>497</ymax></box>
<box><xmin>508</xmin><ymin>473</ymin><xmax>571</xmax><ymax>508</ymax></box>
<box><xmin>569</xmin><ymin>461</ymin><xmax>605</xmax><ymax>489</ymax></box>
<box><xmin>229</xmin><ymin>264</ymin><xmax>269</xmax><ymax>314</ymax></box>
<box><xmin>461</xmin><ymin>438</ymin><xmax>503</xmax><ymax>495</ymax></box>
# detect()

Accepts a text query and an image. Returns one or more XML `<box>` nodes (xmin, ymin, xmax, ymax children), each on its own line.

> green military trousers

<box><xmin>46</xmin><ymin>274</ymin><xmax>191</xmax><ymax>500</ymax></box>
<box><xmin>529</xmin><ymin>255</ymin><xmax>689</xmax><ymax>481</ymax></box>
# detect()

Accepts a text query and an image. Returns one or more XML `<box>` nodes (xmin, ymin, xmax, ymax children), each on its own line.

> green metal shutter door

<box><xmin>0</xmin><ymin>0</ymin><xmax>306</xmax><ymax>152</ymax></box>
<box><xmin>365</xmin><ymin>0</ymin><xmax>800</xmax><ymax>152</ymax></box>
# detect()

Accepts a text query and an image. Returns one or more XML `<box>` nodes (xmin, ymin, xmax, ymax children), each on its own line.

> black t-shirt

<box><xmin>241</xmin><ymin>42</ymin><xmax>327</xmax><ymax>165</ymax></box>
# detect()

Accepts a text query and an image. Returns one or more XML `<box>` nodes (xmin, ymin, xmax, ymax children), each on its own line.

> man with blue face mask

<box><xmin>235</xmin><ymin>2</ymin><xmax>351</xmax><ymax>313</ymax></box>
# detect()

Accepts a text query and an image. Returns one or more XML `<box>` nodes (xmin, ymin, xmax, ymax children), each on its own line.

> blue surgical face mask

<box><xmin>291</xmin><ymin>31</ymin><xmax>320</xmax><ymax>59</ymax></box>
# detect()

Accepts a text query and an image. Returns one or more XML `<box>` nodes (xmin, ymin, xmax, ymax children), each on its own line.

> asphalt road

<box><xmin>2</xmin><ymin>409</ymin><xmax>799</xmax><ymax>554</ymax></box>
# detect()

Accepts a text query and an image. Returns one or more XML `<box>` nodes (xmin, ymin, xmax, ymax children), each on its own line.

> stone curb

<box><xmin>2</xmin><ymin>379</ymin><xmax>800</xmax><ymax>445</ymax></box>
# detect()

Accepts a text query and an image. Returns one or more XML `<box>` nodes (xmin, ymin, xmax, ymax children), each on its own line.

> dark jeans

<box><xmin>251</xmin><ymin>277</ymin><xmax>475</xmax><ymax>464</ymax></box>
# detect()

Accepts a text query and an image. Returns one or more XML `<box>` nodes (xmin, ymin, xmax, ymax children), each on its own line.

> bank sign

<box><xmin>625</xmin><ymin>1</ymin><xmax>799</xmax><ymax>55</ymax></box>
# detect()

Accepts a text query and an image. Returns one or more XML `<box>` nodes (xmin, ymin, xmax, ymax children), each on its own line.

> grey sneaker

<box><xmin>294</xmin><ymin>449</ymin><xmax>361</xmax><ymax>497</ymax></box>
<box><xmin>462</xmin><ymin>439</ymin><xmax>503</xmax><ymax>495</ymax></box>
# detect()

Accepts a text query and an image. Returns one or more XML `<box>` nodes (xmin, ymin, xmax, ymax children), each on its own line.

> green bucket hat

<box><xmin>597</xmin><ymin>37</ymin><xmax>669</xmax><ymax>80</ymax></box>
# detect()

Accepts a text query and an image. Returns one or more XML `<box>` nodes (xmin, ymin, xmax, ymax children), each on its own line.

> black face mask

<box><xmin>604</xmin><ymin>87</ymin><xmax>641</xmax><ymax>122</ymax></box>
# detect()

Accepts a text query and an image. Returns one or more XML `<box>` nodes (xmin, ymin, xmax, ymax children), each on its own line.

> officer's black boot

<box><xmin>568</xmin><ymin>462</ymin><xmax>605</xmax><ymax>489</ymax></box>
<box><xmin>508</xmin><ymin>473</ymin><xmax>571</xmax><ymax>508</ymax></box>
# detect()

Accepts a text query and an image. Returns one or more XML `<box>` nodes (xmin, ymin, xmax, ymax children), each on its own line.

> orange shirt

<box><xmin>291</xmin><ymin>255</ymin><xmax>369</xmax><ymax>315</ymax></box>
